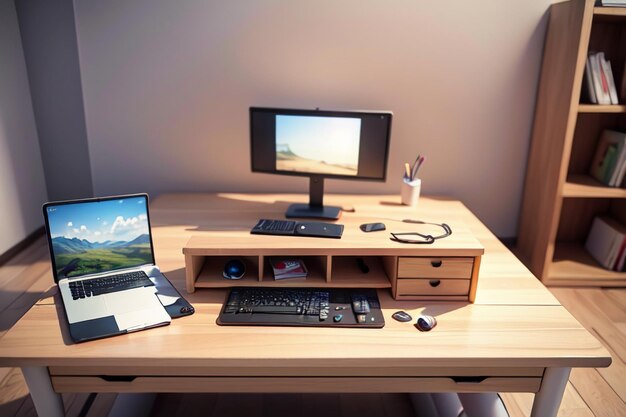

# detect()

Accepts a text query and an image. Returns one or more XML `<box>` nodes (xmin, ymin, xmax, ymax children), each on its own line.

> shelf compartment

<box><xmin>556</xmin><ymin>198</ymin><xmax>612</xmax><ymax>242</ymax></box>
<box><xmin>195</xmin><ymin>256</ymin><xmax>261</xmax><ymax>288</ymax></box>
<box><xmin>548</xmin><ymin>243</ymin><xmax>626</xmax><ymax>286</ymax></box>
<box><xmin>329</xmin><ymin>256</ymin><xmax>392</xmax><ymax>288</ymax></box>
<box><xmin>262</xmin><ymin>255</ymin><xmax>328</xmax><ymax>285</ymax></box>
<box><xmin>568</xmin><ymin>113</ymin><xmax>625</xmax><ymax>175</ymax></box>
<box><xmin>563</xmin><ymin>174</ymin><xmax>626</xmax><ymax>198</ymax></box>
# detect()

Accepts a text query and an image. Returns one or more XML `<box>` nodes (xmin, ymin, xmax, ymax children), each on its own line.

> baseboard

<box><xmin>0</xmin><ymin>226</ymin><xmax>45</xmax><ymax>266</ymax></box>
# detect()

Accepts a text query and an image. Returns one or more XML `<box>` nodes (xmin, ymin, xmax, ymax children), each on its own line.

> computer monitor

<box><xmin>250</xmin><ymin>107</ymin><xmax>392</xmax><ymax>219</ymax></box>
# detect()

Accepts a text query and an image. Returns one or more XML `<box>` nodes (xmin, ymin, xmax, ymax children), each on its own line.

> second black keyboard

<box><xmin>217</xmin><ymin>287</ymin><xmax>384</xmax><ymax>328</ymax></box>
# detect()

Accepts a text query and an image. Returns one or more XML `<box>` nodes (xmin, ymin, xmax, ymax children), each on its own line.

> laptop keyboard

<box><xmin>69</xmin><ymin>271</ymin><xmax>154</xmax><ymax>299</ymax></box>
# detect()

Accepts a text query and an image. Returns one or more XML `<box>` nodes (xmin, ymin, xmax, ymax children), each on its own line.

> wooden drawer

<box><xmin>397</xmin><ymin>257</ymin><xmax>473</xmax><ymax>279</ymax></box>
<box><xmin>396</xmin><ymin>278</ymin><xmax>470</xmax><ymax>296</ymax></box>
<box><xmin>51</xmin><ymin>375</ymin><xmax>541</xmax><ymax>393</ymax></box>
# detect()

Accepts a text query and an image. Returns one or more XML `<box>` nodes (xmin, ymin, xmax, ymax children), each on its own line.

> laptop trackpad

<box><xmin>65</xmin><ymin>295</ymin><xmax>108</xmax><ymax>324</ymax></box>
<box><xmin>105</xmin><ymin>287</ymin><xmax>171</xmax><ymax>330</ymax></box>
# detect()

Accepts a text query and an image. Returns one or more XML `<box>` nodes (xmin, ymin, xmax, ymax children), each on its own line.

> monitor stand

<box><xmin>285</xmin><ymin>176</ymin><xmax>342</xmax><ymax>220</ymax></box>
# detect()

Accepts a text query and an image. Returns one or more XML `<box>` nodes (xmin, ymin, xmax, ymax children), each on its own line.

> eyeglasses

<box><xmin>390</xmin><ymin>221</ymin><xmax>452</xmax><ymax>244</ymax></box>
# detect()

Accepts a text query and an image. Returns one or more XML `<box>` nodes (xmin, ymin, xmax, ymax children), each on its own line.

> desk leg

<box><xmin>530</xmin><ymin>367</ymin><xmax>571</xmax><ymax>417</ymax></box>
<box><xmin>22</xmin><ymin>367</ymin><xmax>65</xmax><ymax>417</ymax></box>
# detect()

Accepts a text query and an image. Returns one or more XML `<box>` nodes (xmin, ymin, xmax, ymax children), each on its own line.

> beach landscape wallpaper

<box><xmin>275</xmin><ymin>115</ymin><xmax>361</xmax><ymax>176</ymax></box>
<box><xmin>47</xmin><ymin>196</ymin><xmax>152</xmax><ymax>278</ymax></box>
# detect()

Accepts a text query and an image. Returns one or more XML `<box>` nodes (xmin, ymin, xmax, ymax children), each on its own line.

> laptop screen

<box><xmin>44</xmin><ymin>195</ymin><xmax>155</xmax><ymax>280</ymax></box>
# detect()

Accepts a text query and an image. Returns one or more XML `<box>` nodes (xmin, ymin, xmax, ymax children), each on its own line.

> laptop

<box><xmin>43</xmin><ymin>194</ymin><xmax>171</xmax><ymax>342</ymax></box>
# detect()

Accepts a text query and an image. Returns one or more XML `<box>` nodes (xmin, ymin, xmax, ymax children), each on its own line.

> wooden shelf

<box><xmin>547</xmin><ymin>243</ymin><xmax>626</xmax><ymax>286</ymax></box>
<box><xmin>517</xmin><ymin>0</ymin><xmax>626</xmax><ymax>284</ymax></box>
<box><xmin>578</xmin><ymin>104</ymin><xmax>626</xmax><ymax>113</ymax></box>
<box><xmin>329</xmin><ymin>256</ymin><xmax>392</xmax><ymax>288</ymax></box>
<box><xmin>562</xmin><ymin>174</ymin><xmax>626</xmax><ymax>198</ymax></box>
<box><xmin>191</xmin><ymin>254</ymin><xmax>394</xmax><ymax>289</ymax></box>
<box><xmin>593</xmin><ymin>6</ymin><xmax>626</xmax><ymax>17</ymax></box>
<box><xmin>183</xmin><ymin>212</ymin><xmax>484</xmax><ymax>298</ymax></box>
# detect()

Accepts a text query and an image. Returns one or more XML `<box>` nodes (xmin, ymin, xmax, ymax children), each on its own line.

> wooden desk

<box><xmin>0</xmin><ymin>194</ymin><xmax>611</xmax><ymax>417</ymax></box>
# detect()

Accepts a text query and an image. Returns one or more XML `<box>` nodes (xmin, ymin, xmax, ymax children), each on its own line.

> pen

<box><xmin>411</xmin><ymin>154</ymin><xmax>421</xmax><ymax>177</ymax></box>
<box><xmin>404</xmin><ymin>162</ymin><xmax>411</xmax><ymax>179</ymax></box>
<box><xmin>412</xmin><ymin>156</ymin><xmax>425</xmax><ymax>180</ymax></box>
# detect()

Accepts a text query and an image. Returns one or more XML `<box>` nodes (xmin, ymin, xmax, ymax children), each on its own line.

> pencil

<box><xmin>404</xmin><ymin>162</ymin><xmax>411</xmax><ymax>179</ymax></box>
<box><xmin>411</xmin><ymin>154</ymin><xmax>421</xmax><ymax>174</ymax></box>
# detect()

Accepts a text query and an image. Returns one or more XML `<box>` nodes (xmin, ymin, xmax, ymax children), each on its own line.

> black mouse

<box><xmin>392</xmin><ymin>311</ymin><xmax>412</xmax><ymax>322</ymax></box>
<box><xmin>223</xmin><ymin>259</ymin><xmax>246</xmax><ymax>279</ymax></box>
<box><xmin>180</xmin><ymin>306</ymin><xmax>194</xmax><ymax>314</ymax></box>
<box><xmin>415</xmin><ymin>315</ymin><xmax>437</xmax><ymax>331</ymax></box>
<box><xmin>360</xmin><ymin>222</ymin><xmax>386</xmax><ymax>232</ymax></box>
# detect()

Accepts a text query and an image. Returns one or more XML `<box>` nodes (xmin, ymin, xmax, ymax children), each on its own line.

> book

<box><xmin>599</xmin><ymin>0</ymin><xmax>626</xmax><ymax>6</ymax></box>
<box><xmin>585</xmin><ymin>216</ymin><xmax>626</xmax><ymax>270</ymax></box>
<box><xmin>610</xmin><ymin>143</ymin><xmax>626</xmax><ymax>187</ymax></box>
<box><xmin>584</xmin><ymin>56</ymin><xmax>598</xmax><ymax>104</ymax></box>
<box><xmin>621</xmin><ymin>58</ymin><xmax>626</xmax><ymax>103</ymax></box>
<box><xmin>590</xmin><ymin>53</ymin><xmax>611</xmax><ymax>105</ymax></box>
<box><xmin>270</xmin><ymin>258</ymin><xmax>308</xmax><ymax>280</ymax></box>
<box><xmin>615</xmin><ymin>237</ymin><xmax>626</xmax><ymax>272</ymax></box>
<box><xmin>599</xmin><ymin>53</ymin><xmax>619</xmax><ymax>105</ymax></box>
<box><xmin>589</xmin><ymin>129</ymin><xmax>626</xmax><ymax>186</ymax></box>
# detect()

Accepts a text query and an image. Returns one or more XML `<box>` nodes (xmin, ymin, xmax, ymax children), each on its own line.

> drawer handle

<box><xmin>99</xmin><ymin>375</ymin><xmax>137</xmax><ymax>382</ymax></box>
<box><xmin>431</xmin><ymin>260</ymin><xmax>443</xmax><ymax>268</ymax></box>
<box><xmin>451</xmin><ymin>376</ymin><xmax>488</xmax><ymax>384</ymax></box>
<box><xmin>429</xmin><ymin>279</ymin><xmax>441</xmax><ymax>287</ymax></box>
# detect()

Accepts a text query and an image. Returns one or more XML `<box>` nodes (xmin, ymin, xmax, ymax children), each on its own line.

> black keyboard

<box><xmin>69</xmin><ymin>271</ymin><xmax>154</xmax><ymax>299</ymax></box>
<box><xmin>217</xmin><ymin>287</ymin><xmax>384</xmax><ymax>328</ymax></box>
<box><xmin>251</xmin><ymin>219</ymin><xmax>344</xmax><ymax>239</ymax></box>
<box><xmin>251</xmin><ymin>219</ymin><xmax>297</xmax><ymax>235</ymax></box>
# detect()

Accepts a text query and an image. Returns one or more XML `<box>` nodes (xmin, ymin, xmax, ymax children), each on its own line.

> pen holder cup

<box><xmin>401</xmin><ymin>179</ymin><xmax>421</xmax><ymax>207</ymax></box>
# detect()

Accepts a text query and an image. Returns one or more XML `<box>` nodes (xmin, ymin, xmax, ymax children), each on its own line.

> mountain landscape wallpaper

<box><xmin>46</xmin><ymin>196</ymin><xmax>153</xmax><ymax>278</ymax></box>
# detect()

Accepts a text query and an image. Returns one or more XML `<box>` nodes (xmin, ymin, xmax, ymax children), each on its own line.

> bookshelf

<box><xmin>517</xmin><ymin>0</ymin><xmax>626</xmax><ymax>286</ymax></box>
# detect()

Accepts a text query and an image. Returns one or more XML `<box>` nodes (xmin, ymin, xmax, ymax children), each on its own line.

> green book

<box><xmin>602</xmin><ymin>145</ymin><xmax>618</xmax><ymax>184</ymax></box>
<box><xmin>590</xmin><ymin>130</ymin><xmax>626</xmax><ymax>185</ymax></box>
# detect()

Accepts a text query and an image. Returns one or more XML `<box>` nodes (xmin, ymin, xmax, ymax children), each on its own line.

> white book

<box><xmin>590</xmin><ymin>53</ymin><xmax>611</xmax><ymax>105</ymax></box>
<box><xmin>585</xmin><ymin>217</ymin><xmax>624</xmax><ymax>269</ymax></box>
<box><xmin>600</xmin><ymin>55</ymin><xmax>619</xmax><ymax>104</ymax></box>
<box><xmin>600</xmin><ymin>0</ymin><xmax>626</xmax><ymax>6</ymax></box>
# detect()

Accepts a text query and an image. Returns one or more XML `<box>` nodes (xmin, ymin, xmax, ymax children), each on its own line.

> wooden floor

<box><xmin>0</xmin><ymin>237</ymin><xmax>624</xmax><ymax>417</ymax></box>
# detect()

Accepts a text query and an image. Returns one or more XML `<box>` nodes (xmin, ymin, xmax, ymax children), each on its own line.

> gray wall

<box><xmin>16</xmin><ymin>0</ymin><xmax>93</xmax><ymax>201</ymax></box>
<box><xmin>0</xmin><ymin>0</ymin><xmax>48</xmax><ymax>254</ymax></box>
<box><xmin>73</xmin><ymin>0</ymin><xmax>550</xmax><ymax>237</ymax></box>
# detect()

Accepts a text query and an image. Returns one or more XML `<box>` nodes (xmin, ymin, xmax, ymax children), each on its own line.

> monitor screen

<box><xmin>251</xmin><ymin>107</ymin><xmax>391</xmax><ymax>181</ymax></box>
<box><xmin>44</xmin><ymin>195</ymin><xmax>154</xmax><ymax>279</ymax></box>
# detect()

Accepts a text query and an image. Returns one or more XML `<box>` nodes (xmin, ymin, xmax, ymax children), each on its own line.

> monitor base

<box><xmin>285</xmin><ymin>204</ymin><xmax>342</xmax><ymax>220</ymax></box>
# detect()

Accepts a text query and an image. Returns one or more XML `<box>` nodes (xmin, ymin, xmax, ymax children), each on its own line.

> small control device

<box><xmin>415</xmin><ymin>315</ymin><xmax>437</xmax><ymax>331</ymax></box>
<box><xmin>392</xmin><ymin>311</ymin><xmax>412</xmax><ymax>322</ymax></box>
<box><xmin>360</xmin><ymin>222</ymin><xmax>386</xmax><ymax>232</ymax></box>
<box><xmin>251</xmin><ymin>219</ymin><xmax>344</xmax><ymax>239</ymax></box>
